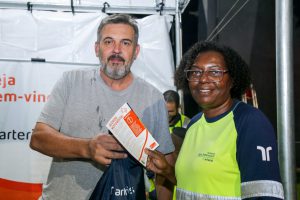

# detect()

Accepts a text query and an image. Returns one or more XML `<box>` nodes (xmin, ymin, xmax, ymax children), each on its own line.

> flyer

<box><xmin>106</xmin><ymin>103</ymin><xmax>159</xmax><ymax>166</ymax></box>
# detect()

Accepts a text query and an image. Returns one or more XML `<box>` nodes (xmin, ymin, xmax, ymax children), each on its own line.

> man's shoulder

<box><xmin>133</xmin><ymin>76</ymin><xmax>162</xmax><ymax>94</ymax></box>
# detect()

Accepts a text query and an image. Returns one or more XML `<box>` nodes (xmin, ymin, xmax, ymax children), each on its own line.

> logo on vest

<box><xmin>198</xmin><ymin>152</ymin><xmax>215</xmax><ymax>162</ymax></box>
<box><xmin>257</xmin><ymin>146</ymin><xmax>272</xmax><ymax>161</ymax></box>
<box><xmin>111</xmin><ymin>186</ymin><xmax>135</xmax><ymax>196</ymax></box>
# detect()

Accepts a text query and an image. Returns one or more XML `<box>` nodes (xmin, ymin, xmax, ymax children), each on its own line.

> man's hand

<box><xmin>88</xmin><ymin>134</ymin><xmax>127</xmax><ymax>165</ymax></box>
<box><xmin>30</xmin><ymin>123</ymin><xmax>127</xmax><ymax>165</ymax></box>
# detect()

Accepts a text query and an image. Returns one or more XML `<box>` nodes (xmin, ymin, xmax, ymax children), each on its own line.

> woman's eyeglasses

<box><xmin>184</xmin><ymin>68</ymin><xmax>228</xmax><ymax>82</ymax></box>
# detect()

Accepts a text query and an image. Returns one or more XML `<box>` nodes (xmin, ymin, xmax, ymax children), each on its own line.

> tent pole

<box><xmin>276</xmin><ymin>0</ymin><xmax>296</xmax><ymax>199</ymax></box>
<box><xmin>175</xmin><ymin>0</ymin><xmax>182</xmax><ymax>66</ymax></box>
<box><xmin>175</xmin><ymin>0</ymin><xmax>185</xmax><ymax>113</ymax></box>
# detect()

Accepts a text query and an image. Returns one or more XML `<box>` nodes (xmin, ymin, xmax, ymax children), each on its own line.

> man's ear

<box><xmin>134</xmin><ymin>44</ymin><xmax>140</xmax><ymax>60</ymax></box>
<box><xmin>95</xmin><ymin>42</ymin><xmax>100</xmax><ymax>57</ymax></box>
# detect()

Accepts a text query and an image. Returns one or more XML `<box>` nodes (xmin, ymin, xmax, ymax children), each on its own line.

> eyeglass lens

<box><xmin>185</xmin><ymin>69</ymin><xmax>227</xmax><ymax>82</ymax></box>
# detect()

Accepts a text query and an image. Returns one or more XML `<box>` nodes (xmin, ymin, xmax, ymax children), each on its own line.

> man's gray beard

<box><xmin>101</xmin><ymin>63</ymin><xmax>131</xmax><ymax>80</ymax></box>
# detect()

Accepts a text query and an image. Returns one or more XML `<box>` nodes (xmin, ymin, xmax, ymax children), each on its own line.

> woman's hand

<box><xmin>145</xmin><ymin>149</ymin><xmax>176</xmax><ymax>185</ymax></box>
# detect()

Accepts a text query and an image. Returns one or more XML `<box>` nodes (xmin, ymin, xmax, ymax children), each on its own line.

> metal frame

<box><xmin>0</xmin><ymin>1</ymin><xmax>179</xmax><ymax>15</ymax></box>
<box><xmin>0</xmin><ymin>0</ymin><xmax>188</xmax><ymax>67</ymax></box>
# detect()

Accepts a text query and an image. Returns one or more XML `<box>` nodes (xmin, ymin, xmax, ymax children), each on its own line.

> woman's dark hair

<box><xmin>175</xmin><ymin>41</ymin><xmax>251</xmax><ymax>99</ymax></box>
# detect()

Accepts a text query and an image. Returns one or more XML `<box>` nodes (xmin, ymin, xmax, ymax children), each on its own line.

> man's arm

<box><xmin>30</xmin><ymin>122</ymin><xmax>127</xmax><ymax>165</ymax></box>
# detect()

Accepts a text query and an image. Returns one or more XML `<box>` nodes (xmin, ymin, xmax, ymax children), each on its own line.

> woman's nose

<box><xmin>198</xmin><ymin>71</ymin><xmax>210</xmax><ymax>83</ymax></box>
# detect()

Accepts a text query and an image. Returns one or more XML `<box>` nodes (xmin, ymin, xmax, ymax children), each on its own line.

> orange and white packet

<box><xmin>106</xmin><ymin>103</ymin><xmax>159</xmax><ymax>166</ymax></box>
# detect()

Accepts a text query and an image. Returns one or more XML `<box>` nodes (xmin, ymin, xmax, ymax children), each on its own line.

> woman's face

<box><xmin>188</xmin><ymin>51</ymin><xmax>233</xmax><ymax>111</ymax></box>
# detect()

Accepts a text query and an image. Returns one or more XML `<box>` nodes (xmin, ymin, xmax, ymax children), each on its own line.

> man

<box><xmin>30</xmin><ymin>14</ymin><xmax>175</xmax><ymax>200</ymax></box>
<box><xmin>163</xmin><ymin>90</ymin><xmax>190</xmax><ymax>134</ymax></box>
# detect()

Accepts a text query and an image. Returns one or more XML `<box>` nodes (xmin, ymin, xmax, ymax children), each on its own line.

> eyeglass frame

<box><xmin>184</xmin><ymin>67</ymin><xmax>229</xmax><ymax>82</ymax></box>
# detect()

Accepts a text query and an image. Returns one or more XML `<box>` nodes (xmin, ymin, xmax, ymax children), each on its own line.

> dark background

<box><xmin>179</xmin><ymin>0</ymin><xmax>300</xmax><ymax>167</ymax></box>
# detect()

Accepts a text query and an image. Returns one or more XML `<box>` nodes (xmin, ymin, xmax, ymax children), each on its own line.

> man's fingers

<box><xmin>95</xmin><ymin>147</ymin><xmax>127</xmax><ymax>159</ymax></box>
<box><xmin>97</xmin><ymin>135</ymin><xmax>124</xmax><ymax>151</ymax></box>
<box><xmin>104</xmin><ymin>142</ymin><xmax>124</xmax><ymax>152</ymax></box>
<box><xmin>89</xmin><ymin>134</ymin><xmax>127</xmax><ymax>165</ymax></box>
<box><xmin>96</xmin><ymin>152</ymin><xmax>127</xmax><ymax>165</ymax></box>
<box><xmin>107</xmin><ymin>151</ymin><xmax>128</xmax><ymax>159</ymax></box>
<box><xmin>99</xmin><ymin>157</ymin><xmax>112</xmax><ymax>165</ymax></box>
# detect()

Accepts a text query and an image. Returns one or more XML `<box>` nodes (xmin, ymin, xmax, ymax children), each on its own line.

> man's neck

<box><xmin>100</xmin><ymin>69</ymin><xmax>133</xmax><ymax>91</ymax></box>
<box><xmin>169</xmin><ymin>113</ymin><xmax>181</xmax><ymax>126</ymax></box>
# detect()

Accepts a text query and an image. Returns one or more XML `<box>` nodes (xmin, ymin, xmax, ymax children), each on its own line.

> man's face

<box><xmin>95</xmin><ymin>23</ymin><xmax>140</xmax><ymax>80</ymax></box>
<box><xmin>166</xmin><ymin>102</ymin><xmax>178</xmax><ymax>122</ymax></box>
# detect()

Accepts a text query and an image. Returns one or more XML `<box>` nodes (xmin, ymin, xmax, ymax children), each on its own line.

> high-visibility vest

<box><xmin>169</xmin><ymin>114</ymin><xmax>190</xmax><ymax>134</ymax></box>
<box><xmin>176</xmin><ymin>112</ymin><xmax>241</xmax><ymax>199</ymax></box>
<box><xmin>175</xmin><ymin>101</ymin><xmax>284</xmax><ymax>199</ymax></box>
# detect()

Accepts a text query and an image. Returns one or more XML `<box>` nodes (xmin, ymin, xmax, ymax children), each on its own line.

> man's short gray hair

<box><xmin>97</xmin><ymin>14</ymin><xmax>139</xmax><ymax>44</ymax></box>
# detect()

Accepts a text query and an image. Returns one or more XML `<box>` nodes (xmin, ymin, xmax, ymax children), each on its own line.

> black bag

<box><xmin>89</xmin><ymin>155</ymin><xmax>146</xmax><ymax>200</ymax></box>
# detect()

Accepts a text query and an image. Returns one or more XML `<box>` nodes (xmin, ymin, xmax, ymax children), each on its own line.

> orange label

<box><xmin>149</xmin><ymin>142</ymin><xmax>157</xmax><ymax>149</ymax></box>
<box><xmin>0</xmin><ymin>178</ymin><xmax>42</xmax><ymax>200</ymax></box>
<box><xmin>124</xmin><ymin>110</ymin><xmax>145</xmax><ymax>137</ymax></box>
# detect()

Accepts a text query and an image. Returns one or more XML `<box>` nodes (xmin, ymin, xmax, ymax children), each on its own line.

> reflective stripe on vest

<box><xmin>175</xmin><ymin>180</ymin><xmax>284</xmax><ymax>200</ymax></box>
<box><xmin>242</xmin><ymin>180</ymin><xmax>284</xmax><ymax>199</ymax></box>
<box><xmin>176</xmin><ymin>188</ymin><xmax>241</xmax><ymax>200</ymax></box>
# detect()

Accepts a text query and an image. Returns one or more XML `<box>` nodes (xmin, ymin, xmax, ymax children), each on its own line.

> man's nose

<box><xmin>113</xmin><ymin>42</ymin><xmax>121</xmax><ymax>53</ymax></box>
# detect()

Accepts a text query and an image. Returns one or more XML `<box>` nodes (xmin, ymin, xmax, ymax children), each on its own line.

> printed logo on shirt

<box><xmin>257</xmin><ymin>146</ymin><xmax>272</xmax><ymax>161</ymax></box>
<box><xmin>198</xmin><ymin>151</ymin><xmax>215</xmax><ymax>162</ymax></box>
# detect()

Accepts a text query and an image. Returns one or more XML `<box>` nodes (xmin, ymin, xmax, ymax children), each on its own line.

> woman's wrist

<box><xmin>164</xmin><ymin>164</ymin><xmax>176</xmax><ymax>185</ymax></box>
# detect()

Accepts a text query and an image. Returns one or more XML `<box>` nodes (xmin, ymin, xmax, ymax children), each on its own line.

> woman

<box><xmin>145</xmin><ymin>41</ymin><xmax>284</xmax><ymax>199</ymax></box>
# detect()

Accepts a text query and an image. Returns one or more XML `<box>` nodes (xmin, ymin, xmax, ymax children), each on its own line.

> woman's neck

<box><xmin>202</xmin><ymin>98</ymin><xmax>234</xmax><ymax>118</ymax></box>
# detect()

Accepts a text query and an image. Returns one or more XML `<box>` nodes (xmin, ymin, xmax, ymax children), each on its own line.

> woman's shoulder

<box><xmin>233</xmin><ymin>100</ymin><xmax>275</xmax><ymax>138</ymax></box>
<box><xmin>232</xmin><ymin>100</ymin><xmax>266</xmax><ymax>121</ymax></box>
<box><xmin>186</xmin><ymin>112</ymin><xmax>203</xmax><ymax>129</ymax></box>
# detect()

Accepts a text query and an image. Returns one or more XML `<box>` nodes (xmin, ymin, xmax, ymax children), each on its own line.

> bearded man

<box><xmin>30</xmin><ymin>14</ymin><xmax>175</xmax><ymax>200</ymax></box>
